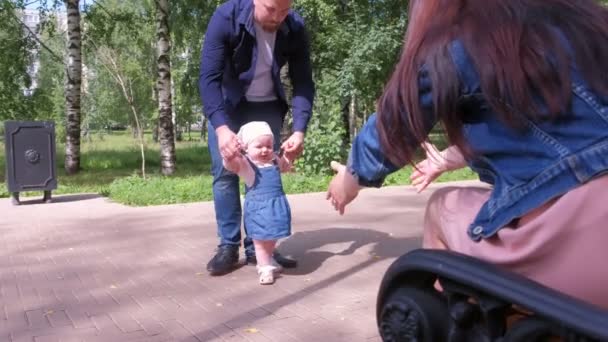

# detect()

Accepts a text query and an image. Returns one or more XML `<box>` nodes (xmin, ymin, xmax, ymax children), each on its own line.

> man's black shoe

<box><xmin>245</xmin><ymin>254</ymin><xmax>257</xmax><ymax>266</ymax></box>
<box><xmin>245</xmin><ymin>251</ymin><xmax>297</xmax><ymax>268</ymax></box>
<box><xmin>273</xmin><ymin>252</ymin><xmax>297</xmax><ymax>268</ymax></box>
<box><xmin>207</xmin><ymin>245</ymin><xmax>239</xmax><ymax>276</ymax></box>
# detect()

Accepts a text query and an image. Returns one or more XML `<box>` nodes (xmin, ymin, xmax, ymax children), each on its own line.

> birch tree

<box><xmin>155</xmin><ymin>0</ymin><xmax>176</xmax><ymax>175</ymax></box>
<box><xmin>64</xmin><ymin>0</ymin><xmax>82</xmax><ymax>174</ymax></box>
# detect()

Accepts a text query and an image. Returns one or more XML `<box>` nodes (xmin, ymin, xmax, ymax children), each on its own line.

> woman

<box><xmin>327</xmin><ymin>0</ymin><xmax>608</xmax><ymax>309</ymax></box>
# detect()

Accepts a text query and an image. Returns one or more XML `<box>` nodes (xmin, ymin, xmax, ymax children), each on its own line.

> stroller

<box><xmin>376</xmin><ymin>249</ymin><xmax>608</xmax><ymax>341</ymax></box>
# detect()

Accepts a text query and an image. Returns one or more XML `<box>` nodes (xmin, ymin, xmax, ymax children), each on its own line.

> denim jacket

<box><xmin>349</xmin><ymin>40</ymin><xmax>608</xmax><ymax>241</ymax></box>
<box><xmin>198</xmin><ymin>0</ymin><xmax>315</xmax><ymax>132</ymax></box>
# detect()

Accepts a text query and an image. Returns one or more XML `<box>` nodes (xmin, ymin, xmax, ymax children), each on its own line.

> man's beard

<box><xmin>261</xmin><ymin>22</ymin><xmax>280</xmax><ymax>32</ymax></box>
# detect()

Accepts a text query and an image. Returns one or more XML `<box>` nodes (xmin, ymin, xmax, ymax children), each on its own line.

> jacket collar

<box><xmin>236</xmin><ymin>0</ymin><xmax>255</xmax><ymax>36</ymax></box>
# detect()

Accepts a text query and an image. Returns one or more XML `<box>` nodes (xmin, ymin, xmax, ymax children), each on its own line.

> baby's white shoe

<box><xmin>271</xmin><ymin>258</ymin><xmax>283</xmax><ymax>273</ymax></box>
<box><xmin>257</xmin><ymin>265</ymin><xmax>276</xmax><ymax>285</ymax></box>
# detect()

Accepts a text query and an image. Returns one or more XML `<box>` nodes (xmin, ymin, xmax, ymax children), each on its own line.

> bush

<box><xmin>0</xmin><ymin>183</ymin><xmax>7</xmax><ymax>198</ymax></box>
<box><xmin>295</xmin><ymin>104</ymin><xmax>348</xmax><ymax>175</ymax></box>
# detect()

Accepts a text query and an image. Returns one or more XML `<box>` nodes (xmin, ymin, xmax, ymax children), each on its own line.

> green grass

<box><xmin>0</xmin><ymin>130</ymin><xmax>478</xmax><ymax>206</ymax></box>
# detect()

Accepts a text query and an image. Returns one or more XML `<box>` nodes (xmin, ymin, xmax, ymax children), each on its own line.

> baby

<box><xmin>222</xmin><ymin>121</ymin><xmax>293</xmax><ymax>285</ymax></box>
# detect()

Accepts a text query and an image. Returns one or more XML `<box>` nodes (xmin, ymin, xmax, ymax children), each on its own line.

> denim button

<box><xmin>472</xmin><ymin>226</ymin><xmax>483</xmax><ymax>235</ymax></box>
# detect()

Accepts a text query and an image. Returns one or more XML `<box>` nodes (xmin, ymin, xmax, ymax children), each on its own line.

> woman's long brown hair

<box><xmin>377</xmin><ymin>0</ymin><xmax>608</xmax><ymax>166</ymax></box>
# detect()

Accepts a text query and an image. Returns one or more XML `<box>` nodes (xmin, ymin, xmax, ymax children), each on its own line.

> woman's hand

<box><xmin>327</xmin><ymin>161</ymin><xmax>360</xmax><ymax>215</ymax></box>
<box><xmin>410</xmin><ymin>142</ymin><xmax>447</xmax><ymax>193</ymax></box>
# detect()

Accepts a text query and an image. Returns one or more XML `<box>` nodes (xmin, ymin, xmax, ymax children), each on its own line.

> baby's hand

<box><xmin>410</xmin><ymin>142</ymin><xmax>448</xmax><ymax>193</ymax></box>
<box><xmin>278</xmin><ymin>153</ymin><xmax>294</xmax><ymax>173</ymax></box>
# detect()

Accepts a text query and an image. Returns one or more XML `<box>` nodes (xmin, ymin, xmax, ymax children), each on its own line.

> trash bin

<box><xmin>4</xmin><ymin>121</ymin><xmax>57</xmax><ymax>205</ymax></box>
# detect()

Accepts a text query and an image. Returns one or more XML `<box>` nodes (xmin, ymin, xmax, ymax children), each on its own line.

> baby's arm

<box><xmin>223</xmin><ymin>155</ymin><xmax>256</xmax><ymax>187</ymax></box>
<box><xmin>222</xmin><ymin>155</ymin><xmax>243</xmax><ymax>174</ymax></box>
<box><xmin>277</xmin><ymin>153</ymin><xmax>294</xmax><ymax>173</ymax></box>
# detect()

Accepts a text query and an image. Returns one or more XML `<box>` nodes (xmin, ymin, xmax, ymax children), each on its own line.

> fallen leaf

<box><xmin>244</xmin><ymin>328</ymin><xmax>259</xmax><ymax>333</ymax></box>
<box><xmin>44</xmin><ymin>310</ymin><xmax>54</xmax><ymax>316</ymax></box>
<box><xmin>195</xmin><ymin>272</ymin><xmax>204</xmax><ymax>276</ymax></box>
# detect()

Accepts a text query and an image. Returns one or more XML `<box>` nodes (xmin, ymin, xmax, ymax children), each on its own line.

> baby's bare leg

<box><xmin>254</xmin><ymin>240</ymin><xmax>277</xmax><ymax>266</ymax></box>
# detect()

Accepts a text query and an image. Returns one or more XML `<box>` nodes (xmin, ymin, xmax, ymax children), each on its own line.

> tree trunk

<box><xmin>64</xmin><ymin>0</ymin><xmax>82</xmax><ymax>175</ymax></box>
<box><xmin>349</xmin><ymin>93</ymin><xmax>357</xmax><ymax>141</ymax></box>
<box><xmin>155</xmin><ymin>0</ymin><xmax>176</xmax><ymax>175</ymax></box>
<box><xmin>341</xmin><ymin>98</ymin><xmax>350</xmax><ymax>147</ymax></box>
<box><xmin>96</xmin><ymin>45</ymin><xmax>147</xmax><ymax>179</ymax></box>
<box><xmin>201</xmin><ymin>116</ymin><xmax>207</xmax><ymax>142</ymax></box>
<box><xmin>279</xmin><ymin>64</ymin><xmax>292</xmax><ymax>142</ymax></box>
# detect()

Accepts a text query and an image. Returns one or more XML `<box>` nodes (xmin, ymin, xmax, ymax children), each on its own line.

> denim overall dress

<box><xmin>243</xmin><ymin>158</ymin><xmax>292</xmax><ymax>241</ymax></box>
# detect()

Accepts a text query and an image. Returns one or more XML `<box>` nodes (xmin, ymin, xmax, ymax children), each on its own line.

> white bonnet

<box><xmin>237</xmin><ymin>121</ymin><xmax>274</xmax><ymax>146</ymax></box>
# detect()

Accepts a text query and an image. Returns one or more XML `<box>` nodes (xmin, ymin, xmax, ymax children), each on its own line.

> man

<box><xmin>199</xmin><ymin>0</ymin><xmax>315</xmax><ymax>276</ymax></box>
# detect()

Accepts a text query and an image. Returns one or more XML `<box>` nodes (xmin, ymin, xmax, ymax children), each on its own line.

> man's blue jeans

<box><xmin>207</xmin><ymin>100</ymin><xmax>285</xmax><ymax>257</ymax></box>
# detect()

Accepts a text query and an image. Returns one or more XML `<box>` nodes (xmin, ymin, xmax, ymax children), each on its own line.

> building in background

<box><xmin>19</xmin><ymin>9</ymin><xmax>68</xmax><ymax>95</ymax></box>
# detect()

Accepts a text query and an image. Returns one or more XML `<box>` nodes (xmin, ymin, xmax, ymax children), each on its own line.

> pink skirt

<box><xmin>423</xmin><ymin>175</ymin><xmax>608</xmax><ymax>309</ymax></box>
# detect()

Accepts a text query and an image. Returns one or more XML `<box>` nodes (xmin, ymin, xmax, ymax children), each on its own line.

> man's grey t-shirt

<box><xmin>245</xmin><ymin>22</ymin><xmax>278</xmax><ymax>102</ymax></box>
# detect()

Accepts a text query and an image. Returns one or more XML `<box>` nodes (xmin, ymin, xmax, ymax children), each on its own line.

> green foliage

<box><xmin>32</xmin><ymin>21</ymin><xmax>67</xmax><ymax>140</ymax></box>
<box><xmin>0</xmin><ymin>0</ymin><xmax>481</xmax><ymax>206</ymax></box>
<box><xmin>83</xmin><ymin>0</ymin><xmax>157</xmax><ymax>130</ymax></box>
<box><xmin>107</xmin><ymin>174</ymin><xmax>214</xmax><ymax>206</ymax></box>
<box><xmin>0</xmin><ymin>131</ymin><xmax>478</xmax><ymax>206</ymax></box>
<box><xmin>170</xmin><ymin>0</ymin><xmax>220</xmax><ymax>128</ymax></box>
<box><xmin>281</xmin><ymin>172</ymin><xmax>332</xmax><ymax>194</ymax></box>
<box><xmin>287</xmin><ymin>0</ymin><xmax>409</xmax><ymax>177</ymax></box>
<box><xmin>288</xmin><ymin>0</ymin><xmax>409</xmax><ymax>175</ymax></box>
<box><xmin>295</xmin><ymin>80</ymin><xmax>348</xmax><ymax>175</ymax></box>
<box><xmin>0</xmin><ymin>1</ymin><xmax>37</xmax><ymax>121</ymax></box>
<box><xmin>296</xmin><ymin>116</ymin><xmax>346</xmax><ymax>175</ymax></box>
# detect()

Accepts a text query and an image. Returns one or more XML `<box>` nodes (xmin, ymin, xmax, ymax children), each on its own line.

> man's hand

<box><xmin>281</xmin><ymin>131</ymin><xmax>305</xmax><ymax>161</ymax></box>
<box><xmin>326</xmin><ymin>161</ymin><xmax>360</xmax><ymax>215</ymax></box>
<box><xmin>216</xmin><ymin>125</ymin><xmax>241</xmax><ymax>161</ymax></box>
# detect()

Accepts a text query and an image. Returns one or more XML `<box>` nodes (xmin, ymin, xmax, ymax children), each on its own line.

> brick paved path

<box><xmin>0</xmin><ymin>181</ymin><xmax>483</xmax><ymax>341</ymax></box>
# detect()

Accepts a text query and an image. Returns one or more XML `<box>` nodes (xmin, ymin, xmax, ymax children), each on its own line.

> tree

<box><xmin>33</xmin><ymin>20</ymin><xmax>67</xmax><ymax>138</ymax></box>
<box><xmin>155</xmin><ymin>0</ymin><xmax>176</xmax><ymax>175</ymax></box>
<box><xmin>11</xmin><ymin>0</ymin><xmax>85</xmax><ymax>173</ymax></box>
<box><xmin>0</xmin><ymin>0</ymin><xmax>36</xmax><ymax>120</ymax></box>
<box><xmin>170</xmin><ymin>0</ymin><xmax>220</xmax><ymax>142</ymax></box>
<box><xmin>84</xmin><ymin>0</ymin><xmax>159</xmax><ymax>178</ymax></box>
<box><xmin>96</xmin><ymin>45</ymin><xmax>148</xmax><ymax>178</ymax></box>
<box><xmin>64</xmin><ymin>0</ymin><xmax>83</xmax><ymax>174</ymax></box>
<box><xmin>291</xmin><ymin>0</ymin><xmax>408</xmax><ymax>174</ymax></box>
